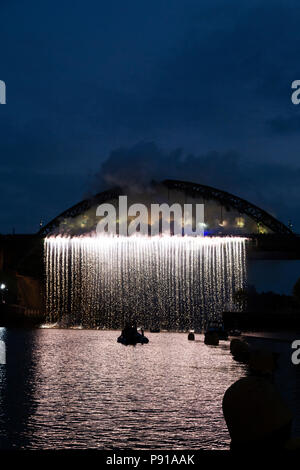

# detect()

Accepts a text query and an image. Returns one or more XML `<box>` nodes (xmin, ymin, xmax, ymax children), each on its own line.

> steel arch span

<box><xmin>163</xmin><ymin>180</ymin><xmax>293</xmax><ymax>235</ymax></box>
<box><xmin>39</xmin><ymin>179</ymin><xmax>293</xmax><ymax>236</ymax></box>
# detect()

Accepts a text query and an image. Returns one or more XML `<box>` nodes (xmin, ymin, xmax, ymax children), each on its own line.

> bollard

<box><xmin>230</xmin><ymin>338</ymin><xmax>250</xmax><ymax>363</ymax></box>
<box><xmin>249</xmin><ymin>349</ymin><xmax>278</xmax><ymax>376</ymax></box>
<box><xmin>223</xmin><ymin>376</ymin><xmax>293</xmax><ymax>451</ymax></box>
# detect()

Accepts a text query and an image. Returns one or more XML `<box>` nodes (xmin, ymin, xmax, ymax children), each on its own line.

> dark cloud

<box><xmin>92</xmin><ymin>142</ymin><xmax>243</xmax><ymax>191</ymax></box>
<box><xmin>92</xmin><ymin>142</ymin><xmax>300</xmax><ymax>229</ymax></box>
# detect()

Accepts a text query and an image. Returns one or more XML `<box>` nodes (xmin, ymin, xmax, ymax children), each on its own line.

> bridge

<box><xmin>37</xmin><ymin>179</ymin><xmax>300</xmax><ymax>259</ymax></box>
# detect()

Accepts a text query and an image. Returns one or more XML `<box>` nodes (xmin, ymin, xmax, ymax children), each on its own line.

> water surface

<box><xmin>0</xmin><ymin>329</ymin><xmax>248</xmax><ymax>450</ymax></box>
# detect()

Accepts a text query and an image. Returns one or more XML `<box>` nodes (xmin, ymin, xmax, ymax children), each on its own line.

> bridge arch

<box><xmin>39</xmin><ymin>179</ymin><xmax>292</xmax><ymax>236</ymax></box>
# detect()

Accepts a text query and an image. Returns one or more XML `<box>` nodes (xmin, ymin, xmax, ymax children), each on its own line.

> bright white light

<box><xmin>39</xmin><ymin>323</ymin><xmax>58</xmax><ymax>329</ymax></box>
<box><xmin>44</xmin><ymin>234</ymin><xmax>247</xmax><ymax>328</ymax></box>
<box><xmin>0</xmin><ymin>284</ymin><xmax>5</xmax><ymax>290</ymax></box>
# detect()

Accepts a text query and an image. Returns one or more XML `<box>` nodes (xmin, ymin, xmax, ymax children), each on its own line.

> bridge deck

<box><xmin>246</xmin><ymin>235</ymin><xmax>300</xmax><ymax>260</ymax></box>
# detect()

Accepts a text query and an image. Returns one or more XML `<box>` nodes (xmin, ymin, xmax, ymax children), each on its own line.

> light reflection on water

<box><xmin>0</xmin><ymin>329</ymin><xmax>249</xmax><ymax>449</ymax></box>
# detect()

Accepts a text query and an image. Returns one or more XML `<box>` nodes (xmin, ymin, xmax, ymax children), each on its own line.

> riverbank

<box><xmin>243</xmin><ymin>331</ymin><xmax>300</xmax><ymax>342</ymax></box>
<box><xmin>223</xmin><ymin>310</ymin><xmax>300</xmax><ymax>332</ymax></box>
<box><xmin>0</xmin><ymin>304</ymin><xmax>45</xmax><ymax>327</ymax></box>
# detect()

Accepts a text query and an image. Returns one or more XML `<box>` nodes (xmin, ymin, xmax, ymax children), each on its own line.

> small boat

<box><xmin>150</xmin><ymin>327</ymin><xmax>160</xmax><ymax>333</ymax></box>
<box><xmin>206</xmin><ymin>322</ymin><xmax>228</xmax><ymax>340</ymax></box>
<box><xmin>117</xmin><ymin>332</ymin><xmax>149</xmax><ymax>345</ymax></box>
<box><xmin>117</xmin><ymin>323</ymin><xmax>149</xmax><ymax>345</ymax></box>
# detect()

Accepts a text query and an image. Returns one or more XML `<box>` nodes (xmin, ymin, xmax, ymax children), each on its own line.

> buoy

<box><xmin>222</xmin><ymin>376</ymin><xmax>293</xmax><ymax>450</ymax></box>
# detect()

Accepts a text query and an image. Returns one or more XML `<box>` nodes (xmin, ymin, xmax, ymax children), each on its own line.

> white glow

<box><xmin>0</xmin><ymin>284</ymin><xmax>6</xmax><ymax>290</ymax></box>
<box><xmin>44</xmin><ymin>234</ymin><xmax>247</xmax><ymax>329</ymax></box>
<box><xmin>45</xmin><ymin>234</ymin><xmax>247</xmax><ymax>244</ymax></box>
<box><xmin>39</xmin><ymin>323</ymin><xmax>58</xmax><ymax>329</ymax></box>
<box><xmin>219</xmin><ymin>220</ymin><xmax>227</xmax><ymax>227</ymax></box>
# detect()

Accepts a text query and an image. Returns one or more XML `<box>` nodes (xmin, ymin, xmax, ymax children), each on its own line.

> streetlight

<box><xmin>0</xmin><ymin>284</ymin><xmax>6</xmax><ymax>304</ymax></box>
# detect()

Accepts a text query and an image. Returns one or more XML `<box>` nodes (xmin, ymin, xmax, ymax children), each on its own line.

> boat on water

<box><xmin>117</xmin><ymin>323</ymin><xmax>149</xmax><ymax>345</ymax></box>
<box><xmin>205</xmin><ymin>322</ymin><xmax>228</xmax><ymax>341</ymax></box>
<box><xmin>117</xmin><ymin>333</ymin><xmax>149</xmax><ymax>345</ymax></box>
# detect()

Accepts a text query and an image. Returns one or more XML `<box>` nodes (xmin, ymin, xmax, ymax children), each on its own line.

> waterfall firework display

<box><xmin>44</xmin><ymin>236</ymin><xmax>247</xmax><ymax>329</ymax></box>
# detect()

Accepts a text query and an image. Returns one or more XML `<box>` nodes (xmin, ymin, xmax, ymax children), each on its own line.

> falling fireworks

<box><xmin>44</xmin><ymin>235</ymin><xmax>247</xmax><ymax>330</ymax></box>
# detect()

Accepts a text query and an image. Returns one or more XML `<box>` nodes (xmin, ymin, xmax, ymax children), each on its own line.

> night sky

<box><xmin>1</xmin><ymin>0</ymin><xmax>300</xmax><ymax>233</ymax></box>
